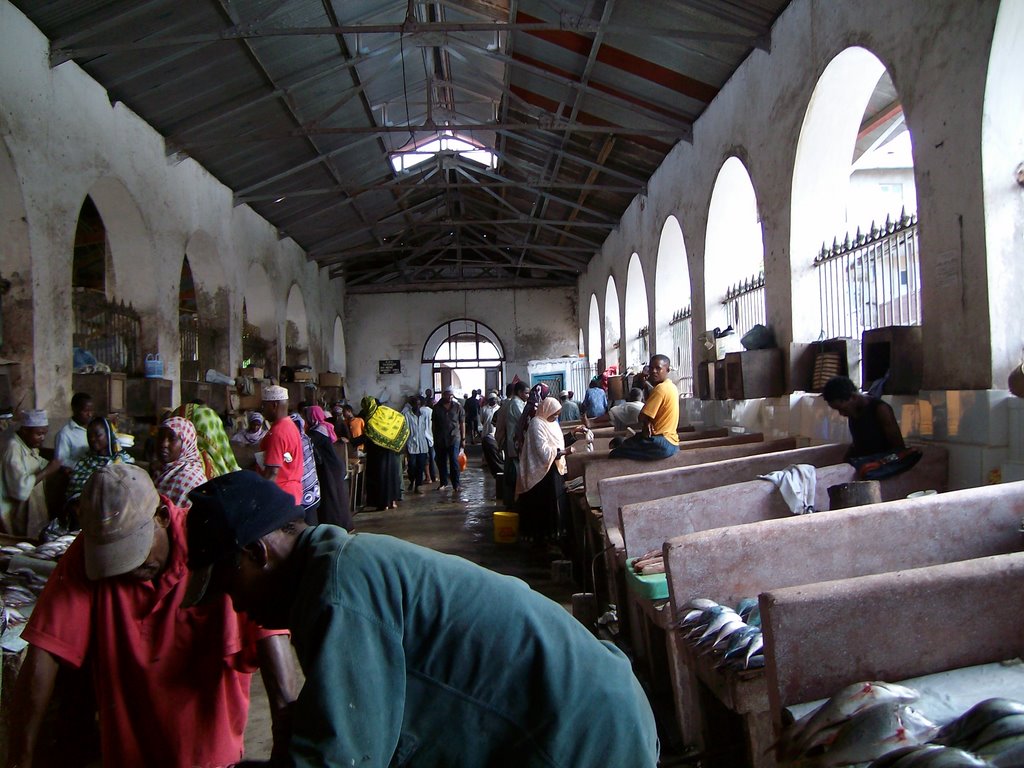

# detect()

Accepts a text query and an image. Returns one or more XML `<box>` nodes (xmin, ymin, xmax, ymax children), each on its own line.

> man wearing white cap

<box><xmin>0</xmin><ymin>409</ymin><xmax>62</xmax><ymax>536</ymax></box>
<box><xmin>558</xmin><ymin>390</ymin><xmax>581</xmax><ymax>423</ymax></box>
<box><xmin>259</xmin><ymin>384</ymin><xmax>303</xmax><ymax>504</ymax></box>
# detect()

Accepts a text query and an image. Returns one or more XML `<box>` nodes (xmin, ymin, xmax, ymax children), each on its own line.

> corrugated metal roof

<box><xmin>15</xmin><ymin>0</ymin><xmax>790</xmax><ymax>293</ymax></box>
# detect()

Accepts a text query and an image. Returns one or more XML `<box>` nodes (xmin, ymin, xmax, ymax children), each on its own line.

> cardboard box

<box><xmin>293</xmin><ymin>370</ymin><xmax>315</xmax><ymax>382</ymax></box>
<box><xmin>240</xmin><ymin>366</ymin><xmax>264</xmax><ymax>380</ymax></box>
<box><xmin>319</xmin><ymin>372</ymin><xmax>344</xmax><ymax>388</ymax></box>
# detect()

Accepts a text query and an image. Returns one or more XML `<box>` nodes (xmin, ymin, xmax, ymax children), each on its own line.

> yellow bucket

<box><xmin>493</xmin><ymin>511</ymin><xmax>519</xmax><ymax>544</ymax></box>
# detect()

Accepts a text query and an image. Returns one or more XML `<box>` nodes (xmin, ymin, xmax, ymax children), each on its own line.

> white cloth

<box><xmin>758</xmin><ymin>463</ymin><xmax>817</xmax><ymax>515</ymax></box>
<box><xmin>515</xmin><ymin>398</ymin><xmax>566</xmax><ymax>497</ymax></box>
<box><xmin>481</xmin><ymin>404</ymin><xmax>498</xmax><ymax>438</ymax></box>
<box><xmin>54</xmin><ymin>419</ymin><xmax>90</xmax><ymax>466</ymax></box>
<box><xmin>0</xmin><ymin>432</ymin><xmax>49</xmax><ymax>535</ymax></box>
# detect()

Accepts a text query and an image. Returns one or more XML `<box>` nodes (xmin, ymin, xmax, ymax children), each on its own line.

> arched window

<box><xmin>624</xmin><ymin>254</ymin><xmax>649</xmax><ymax>369</ymax></box>
<box><xmin>705</xmin><ymin>157</ymin><xmax>765</xmax><ymax>339</ymax></box>
<box><xmin>285</xmin><ymin>285</ymin><xmax>309</xmax><ymax>367</ymax></box>
<box><xmin>422</xmin><ymin>319</ymin><xmax>505</xmax><ymax>395</ymax></box>
<box><xmin>604</xmin><ymin>276</ymin><xmax>620</xmax><ymax>371</ymax></box>
<box><xmin>793</xmin><ymin>49</ymin><xmax>920</xmax><ymax>341</ymax></box>
<box><xmin>72</xmin><ymin>196</ymin><xmax>140</xmax><ymax>373</ymax></box>
<box><xmin>179</xmin><ymin>257</ymin><xmax>201</xmax><ymax>382</ymax></box>
<box><xmin>655</xmin><ymin>216</ymin><xmax>693</xmax><ymax>395</ymax></box>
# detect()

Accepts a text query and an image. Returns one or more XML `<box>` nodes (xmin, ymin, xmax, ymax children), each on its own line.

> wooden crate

<box><xmin>861</xmin><ymin>325</ymin><xmax>923</xmax><ymax>395</ymax></box>
<box><xmin>71</xmin><ymin>372</ymin><xmax>127</xmax><ymax>414</ymax></box>
<box><xmin>179</xmin><ymin>380</ymin><xmax>212</xmax><ymax>405</ymax></box>
<box><xmin>125</xmin><ymin>377</ymin><xmax>173</xmax><ymax>418</ymax></box>
<box><xmin>723</xmin><ymin>349</ymin><xmax>785</xmax><ymax>399</ymax></box>
<box><xmin>790</xmin><ymin>338</ymin><xmax>860</xmax><ymax>392</ymax></box>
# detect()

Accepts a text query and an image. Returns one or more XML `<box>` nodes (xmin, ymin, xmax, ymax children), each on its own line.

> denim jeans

<box><xmin>436</xmin><ymin>441</ymin><xmax>462</xmax><ymax>487</ymax></box>
<box><xmin>408</xmin><ymin>453</ymin><xmax>428</xmax><ymax>486</ymax></box>
<box><xmin>608</xmin><ymin>434</ymin><xmax>678</xmax><ymax>461</ymax></box>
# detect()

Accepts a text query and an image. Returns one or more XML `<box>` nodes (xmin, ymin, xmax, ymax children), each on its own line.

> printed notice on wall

<box><xmin>934</xmin><ymin>249</ymin><xmax>962</xmax><ymax>289</ymax></box>
<box><xmin>378</xmin><ymin>359</ymin><xmax>401</xmax><ymax>375</ymax></box>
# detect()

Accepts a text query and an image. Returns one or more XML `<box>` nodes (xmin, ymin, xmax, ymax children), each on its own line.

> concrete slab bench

<box><xmin>624</xmin><ymin>445</ymin><xmax>948</xmax><ymax>561</ymax></box>
<box><xmin>566</xmin><ymin>427</ymin><xmax>730</xmax><ymax>481</ymax></box>
<box><xmin>660</xmin><ymin>474</ymin><xmax>1020</xmax><ymax>767</ymax></box>
<box><xmin>761</xmin><ymin>547</ymin><xmax>1024</xmax><ymax>737</ymax></box>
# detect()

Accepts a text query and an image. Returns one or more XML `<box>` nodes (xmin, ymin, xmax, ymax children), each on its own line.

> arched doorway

<box><xmin>285</xmin><ymin>284</ymin><xmax>309</xmax><ymax>367</ymax></box>
<box><xmin>421</xmin><ymin>319</ymin><xmax>505</xmax><ymax>396</ymax></box>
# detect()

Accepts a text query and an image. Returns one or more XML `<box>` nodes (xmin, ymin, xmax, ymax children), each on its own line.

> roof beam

<box><xmin>52</xmin><ymin>19</ymin><xmax>763</xmax><ymax>61</ymax></box>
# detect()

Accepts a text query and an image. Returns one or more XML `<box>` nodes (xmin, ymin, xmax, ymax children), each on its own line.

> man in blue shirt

<box><xmin>581</xmin><ymin>377</ymin><xmax>609</xmax><ymax>420</ymax></box>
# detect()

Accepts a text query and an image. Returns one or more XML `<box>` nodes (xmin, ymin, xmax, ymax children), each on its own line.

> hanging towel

<box><xmin>758</xmin><ymin>463</ymin><xmax>817</xmax><ymax>515</ymax></box>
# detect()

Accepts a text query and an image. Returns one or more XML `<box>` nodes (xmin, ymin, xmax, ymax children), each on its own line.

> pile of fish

<box><xmin>776</xmin><ymin>682</ymin><xmax>1024</xmax><ymax>767</ymax></box>
<box><xmin>632</xmin><ymin>547</ymin><xmax>665</xmax><ymax>575</ymax></box>
<box><xmin>0</xmin><ymin>566</ymin><xmax>49</xmax><ymax>638</ymax></box>
<box><xmin>675</xmin><ymin>597</ymin><xmax>763</xmax><ymax>670</ymax></box>
<box><xmin>0</xmin><ymin>534</ymin><xmax>75</xmax><ymax>639</ymax></box>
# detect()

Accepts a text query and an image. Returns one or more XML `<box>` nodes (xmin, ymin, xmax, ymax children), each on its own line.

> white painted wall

<box><xmin>0</xmin><ymin>2</ymin><xmax>345</xmax><ymax>419</ymax></box>
<box><xmin>344</xmin><ymin>287</ymin><xmax>578</xmax><ymax>407</ymax></box>
<box><xmin>577</xmin><ymin>0</ymin><xmax>1004</xmax><ymax>391</ymax></box>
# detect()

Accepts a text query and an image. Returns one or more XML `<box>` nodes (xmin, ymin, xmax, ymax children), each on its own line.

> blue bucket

<box><xmin>144</xmin><ymin>353</ymin><xmax>163</xmax><ymax>379</ymax></box>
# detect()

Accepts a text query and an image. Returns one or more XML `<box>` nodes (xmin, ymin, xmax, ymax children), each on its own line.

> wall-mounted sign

<box><xmin>378</xmin><ymin>359</ymin><xmax>402</xmax><ymax>375</ymax></box>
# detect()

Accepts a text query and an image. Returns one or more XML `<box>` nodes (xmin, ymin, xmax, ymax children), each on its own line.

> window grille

<box><xmin>814</xmin><ymin>211</ymin><xmax>921</xmax><ymax>339</ymax></box>
<box><xmin>241</xmin><ymin>320</ymin><xmax>269</xmax><ymax>371</ymax></box>
<box><xmin>179</xmin><ymin>311</ymin><xmax>201</xmax><ymax>382</ymax></box>
<box><xmin>629</xmin><ymin>326</ymin><xmax>649</xmax><ymax>368</ymax></box>
<box><xmin>72</xmin><ymin>288</ymin><xmax>141</xmax><ymax>374</ymax></box>
<box><xmin>722</xmin><ymin>271</ymin><xmax>766</xmax><ymax>339</ymax></box>
<box><xmin>670</xmin><ymin>307</ymin><xmax>693</xmax><ymax>397</ymax></box>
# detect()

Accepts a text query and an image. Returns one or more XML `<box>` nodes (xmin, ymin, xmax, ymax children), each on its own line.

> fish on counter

<box><xmin>795</xmin><ymin>702</ymin><xmax>937</xmax><ymax>767</ymax></box>
<box><xmin>775</xmin><ymin>681</ymin><xmax>921</xmax><ymax>762</ymax></box>
<box><xmin>867</xmin><ymin>745</ymin><xmax>993</xmax><ymax>767</ymax></box>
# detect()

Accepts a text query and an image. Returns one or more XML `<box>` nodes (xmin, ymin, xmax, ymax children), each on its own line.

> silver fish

<box><xmin>698</xmin><ymin>617</ymin><xmax>743</xmax><ymax>647</ymax></box>
<box><xmin>711</xmin><ymin>620</ymin><xmax>752</xmax><ymax>650</ymax></box>
<box><xmin>900</xmin><ymin>747</ymin><xmax>995</xmax><ymax>767</ymax></box>
<box><xmin>935</xmin><ymin>699</ymin><xmax>1024</xmax><ymax>747</ymax></box>
<box><xmin>683</xmin><ymin>598</ymin><xmax>719</xmax><ymax>612</ymax></box>
<box><xmin>991</xmin><ymin>740</ymin><xmax>1024</xmax><ymax>767</ymax></box>
<box><xmin>722</xmin><ymin>626</ymin><xmax>761</xmax><ymax>658</ymax></box>
<box><xmin>690</xmin><ymin>610</ymin><xmax>740</xmax><ymax>641</ymax></box>
<box><xmin>777</xmin><ymin>681</ymin><xmax>921</xmax><ymax>761</ymax></box>
<box><xmin>804</xmin><ymin>703</ymin><xmax>929</xmax><ymax>767</ymax></box>
<box><xmin>735</xmin><ymin>596</ymin><xmax>758</xmax><ymax>616</ymax></box>
<box><xmin>969</xmin><ymin>714</ymin><xmax>1024</xmax><ymax>753</ymax></box>
<box><xmin>866</xmin><ymin>744</ymin><xmax>941</xmax><ymax>768</ymax></box>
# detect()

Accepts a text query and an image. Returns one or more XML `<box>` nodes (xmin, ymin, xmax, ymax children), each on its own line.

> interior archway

<box><xmin>655</xmin><ymin>216</ymin><xmax>693</xmax><ymax>393</ymax></box>
<box><xmin>624</xmin><ymin>253</ymin><xmax>649</xmax><ymax>369</ymax></box>
<box><xmin>331</xmin><ymin>316</ymin><xmax>347</xmax><ymax>375</ymax></box>
<box><xmin>791</xmin><ymin>47</ymin><xmax>918</xmax><ymax>342</ymax></box>
<box><xmin>982</xmin><ymin>1</ymin><xmax>1024</xmax><ymax>385</ymax></box>
<box><xmin>285</xmin><ymin>283</ymin><xmax>309</xmax><ymax>367</ymax></box>
<box><xmin>587</xmin><ymin>293</ymin><xmax>601</xmax><ymax>365</ymax></box>
<box><xmin>184</xmin><ymin>230</ymin><xmax>230</xmax><ymax>374</ymax></box>
<box><xmin>604</xmin><ymin>275</ymin><xmax>621</xmax><ymax>370</ymax></box>
<box><xmin>704</xmin><ymin>156</ymin><xmax>765</xmax><ymax>337</ymax></box>
<box><xmin>0</xmin><ymin>138</ymin><xmax>33</xmax><ymax>409</ymax></box>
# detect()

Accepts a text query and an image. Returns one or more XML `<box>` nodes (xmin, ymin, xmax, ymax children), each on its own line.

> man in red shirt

<box><xmin>259</xmin><ymin>384</ymin><xmax>303</xmax><ymax>505</ymax></box>
<box><xmin>7</xmin><ymin>464</ymin><xmax>296</xmax><ymax>768</ymax></box>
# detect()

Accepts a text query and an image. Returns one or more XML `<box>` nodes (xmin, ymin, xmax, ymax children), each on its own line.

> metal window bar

<box><xmin>72</xmin><ymin>288</ymin><xmax>141</xmax><ymax>374</ymax></box>
<box><xmin>670</xmin><ymin>306</ymin><xmax>693</xmax><ymax>397</ymax></box>
<box><xmin>241</xmin><ymin>320</ymin><xmax>269</xmax><ymax>371</ymax></box>
<box><xmin>179</xmin><ymin>311</ymin><xmax>201</xmax><ymax>382</ymax></box>
<box><xmin>630</xmin><ymin>326</ymin><xmax>649</xmax><ymax>369</ymax></box>
<box><xmin>722</xmin><ymin>272</ymin><xmax>766</xmax><ymax>339</ymax></box>
<box><xmin>814</xmin><ymin>211</ymin><xmax>920</xmax><ymax>339</ymax></box>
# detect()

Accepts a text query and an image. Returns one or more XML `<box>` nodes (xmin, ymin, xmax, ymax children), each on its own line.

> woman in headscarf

<box><xmin>357</xmin><ymin>396</ymin><xmax>409</xmax><ymax>511</ymax></box>
<box><xmin>230</xmin><ymin>411</ymin><xmax>268</xmax><ymax>446</ymax></box>
<box><xmin>151</xmin><ymin>416</ymin><xmax>208</xmax><ymax>507</ymax></box>
<box><xmin>65</xmin><ymin>417</ymin><xmax>135</xmax><ymax>518</ymax></box>
<box><xmin>513</xmin><ymin>382</ymin><xmax>550</xmax><ymax>454</ymax></box>
<box><xmin>171</xmin><ymin>402</ymin><xmax>241</xmax><ymax>478</ymax></box>
<box><xmin>303</xmin><ymin>405</ymin><xmax>351</xmax><ymax>530</ymax></box>
<box><xmin>515</xmin><ymin>397</ymin><xmax>574</xmax><ymax>545</ymax></box>
<box><xmin>288</xmin><ymin>412</ymin><xmax>322</xmax><ymax>524</ymax></box>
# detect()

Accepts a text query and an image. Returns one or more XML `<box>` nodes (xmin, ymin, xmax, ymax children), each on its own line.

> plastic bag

<box><xmin>458</xmin><ymin>449</ymin><xmax>467</xmax><ymax>471</ymax></box>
